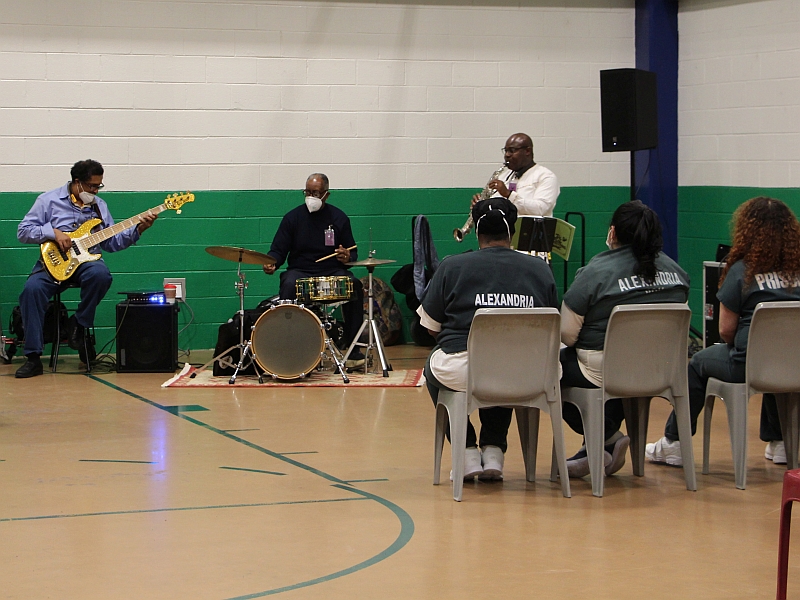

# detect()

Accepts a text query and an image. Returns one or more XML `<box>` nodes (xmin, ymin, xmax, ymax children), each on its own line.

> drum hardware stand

<box><xmin>309</xmin><ymin>302</ymin><xmax>349</xmax><ymax>384</ymax></box>
<box><xmin>192</xmin><ymin>257</ymin><xmax>257</xmax><ymax>384</ymax></box>
<box><xmin>343</xmin><ymin>251</ymin><xmax>393</xmax><ymax>377</ymax></box>
<box><xmin>322</xmin><ymin>333</ymin><xmax>349</xmax><ymax>384</ymax></box>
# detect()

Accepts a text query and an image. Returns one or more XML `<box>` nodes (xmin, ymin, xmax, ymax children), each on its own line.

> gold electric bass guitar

<box><xmin>41</xmin><ymin>192</ymin><xmax>195</xmax><ymax>282</ymax></box>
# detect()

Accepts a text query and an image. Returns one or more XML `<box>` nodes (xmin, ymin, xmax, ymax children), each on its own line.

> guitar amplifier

<box><xmin>116</xmin><ymin>302</ymin><xmax>179</xmax><ymax>372</ymax></box>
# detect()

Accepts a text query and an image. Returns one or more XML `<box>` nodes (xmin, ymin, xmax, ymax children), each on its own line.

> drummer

<box><xmin>263</xmin><ymin>173</ymin><xmax>365</xmax><ymax>367</ymax></box>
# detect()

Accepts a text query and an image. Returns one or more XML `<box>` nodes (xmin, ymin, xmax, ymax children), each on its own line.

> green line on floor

<box><xmin>162</xmin><ymin>404</ymin><xmax>209</xmax><ymax>414</ymax></box>
<box><xmin>220</xmin><ymin>466</ymin><xmax>286</xmax><ymax>476</ymax></box>
<box><xmin>342</xmin><ymin>479</ymin><xmax>389</xmax><ymax>483</ymax></box>
<box><xmin>1</xmin><ymin>497</ymin><xmax>365</xmax><ymax>523</ymax></box>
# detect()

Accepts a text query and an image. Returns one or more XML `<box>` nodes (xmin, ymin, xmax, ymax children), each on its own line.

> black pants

<box><xmin>424</xmin><ymin>350</ymin><xmax>512</xmax><ymax>452</ymax></box>
<box><xmin>279</xmin><ymin>269</ymin><xmax>364</xmax><ymax>348</ymax></box>
<box><xmin>559</xmin><ymin>346</ymin><xmax>625</xmax><ymax>442</ymax></box>
<box><xmin>664</xmin><ymin>342</ymin><xmax>782</xmax><ymax>442</ymax></box>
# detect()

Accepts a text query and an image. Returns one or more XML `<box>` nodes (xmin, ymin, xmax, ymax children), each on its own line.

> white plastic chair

<box><xmin>559</xmin><ymin>303</ymin><xmax>697</xmax><ymax>497</ymax></box>
<box><xmin>703</xmin><ymin>301</ymin><xmax>800</xmax><ymax>489</ymax></box>
<box><xmin>433</xmin><ymin>308</ymin><xmax>571</xmax><ymax>502</ymax></box>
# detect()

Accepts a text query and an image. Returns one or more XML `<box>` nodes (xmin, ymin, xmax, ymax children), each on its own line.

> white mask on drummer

<box><xmin>305</xmin><ymin>196</ymin><xmax>323</xmax><ymax>213</ymax></box>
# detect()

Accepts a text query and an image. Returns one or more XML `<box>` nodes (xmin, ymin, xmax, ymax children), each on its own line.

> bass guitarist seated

<box><xmin>15</xmin><ymin>159</ymin><xmax>157</xmax><ymax>378</ymax></box>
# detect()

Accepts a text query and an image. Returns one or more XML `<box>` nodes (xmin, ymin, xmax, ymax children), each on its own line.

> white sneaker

<box><xmin>450</xmin><ymin>447</ymin><xmax>484</xmax><ymax>481</ymax></box>
<box><xmin>645</xmin><ymin>437</ymin><xmax>683</xmax><ymax>466</ymax></box>
<box><xmin>479</xmin><ymin>445</ymin><xmax>504</xmax><ymax>481</ymax></box>
<box><xmin>766</xmin><ymin>441</ymin><xmax>787</xmax><ymax>465</ymax></box>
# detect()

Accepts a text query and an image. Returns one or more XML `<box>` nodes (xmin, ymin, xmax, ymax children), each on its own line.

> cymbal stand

<box><xmin>343</xmin><ymin>255</ymin><xmax>393</xmax><ymax>377</ymax></box>
<box><xmin>192</xmin><ymin>259</ymin><xmax>259</xmax><ymax>383</ymax></box>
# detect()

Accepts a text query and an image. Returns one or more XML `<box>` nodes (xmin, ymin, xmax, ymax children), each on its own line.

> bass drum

<box><xmin>251</xmin><ymin>304</ymin><xmax>325</xmax><ymax>379</ymax></box>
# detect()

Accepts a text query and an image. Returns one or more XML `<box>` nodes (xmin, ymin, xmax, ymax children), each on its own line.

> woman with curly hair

<box><xmin>560</xmin><ymin>200</ymin><xmax>690</xmax><ymax>478</ymax></box>
<box><xmin>647</xmin><ymin>197</ymin><xmax>800</xmax><ymax>466</ymax></box>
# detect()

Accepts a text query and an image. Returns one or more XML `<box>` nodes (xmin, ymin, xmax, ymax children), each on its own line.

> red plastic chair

<box><xmin>778</xmin><ymin>469</ymin><xmax>800</xmax><ymax>599</ymax></box>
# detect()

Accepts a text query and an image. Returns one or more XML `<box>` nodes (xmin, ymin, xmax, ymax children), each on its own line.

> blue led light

<box><xmin>148</xmin><ymin>294</ymin><xmax>165</xmax><ymax>304</ymax></box>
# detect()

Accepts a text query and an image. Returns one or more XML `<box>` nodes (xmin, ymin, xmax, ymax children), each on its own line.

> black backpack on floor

<box><xmin>9</xmin><ymin>301</ymin><xmax>68</xmax><ymax>345</ymax></box>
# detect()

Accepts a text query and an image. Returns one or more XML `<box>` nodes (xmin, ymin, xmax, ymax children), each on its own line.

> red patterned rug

<box><xmin>162</xmin><ymin>365</ymin><xmax>425</xmax><ymax>388</ymax></box>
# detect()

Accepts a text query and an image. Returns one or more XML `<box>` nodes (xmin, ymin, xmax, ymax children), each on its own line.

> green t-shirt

<box><xmin>563</xmin><ymin>246</ymin><xmax>690</xmax><ymax>350</ymax></box>
<box><xmin>421</xmin><ymin>246</ymin><xmax>558</xmax><ymax>354</ymax></box>
<box><xmin>717</xmin><ymin>259</ymin><xmax>800</xmax><ymax>363</ymax></box>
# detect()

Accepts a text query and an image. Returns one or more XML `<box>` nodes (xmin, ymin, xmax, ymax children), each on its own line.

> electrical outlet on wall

<box><xmin>163</xmin><ymin>277</ymin><xmax>186</xmax><ymax>300</ymax></box>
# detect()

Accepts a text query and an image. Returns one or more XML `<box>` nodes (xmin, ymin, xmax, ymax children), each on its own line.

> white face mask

<box><xmin>305</xmin><ymin>195</ymin><xmax>324</xmax><ymax>213</ymax></box>
<box><xmin>605</xmin><ymin>227</ymin><xmax>614</xmax><ymax>250</ymax></box>
<box><xmin>78</xmin><ymin>183</ymin><xmax>96</xmax><ymax>205</ymax></box>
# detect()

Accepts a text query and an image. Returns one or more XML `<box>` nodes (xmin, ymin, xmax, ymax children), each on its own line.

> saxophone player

<box><xmin>472</xmin><ymin>133</ymin><xmax>560</xmax><ymax>217</ymax></box>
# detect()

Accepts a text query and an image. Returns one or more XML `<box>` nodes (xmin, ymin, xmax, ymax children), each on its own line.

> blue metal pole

<box><xmin>635</xmin><ymin>0</ymin><xmax>679</xmax><ymax>260</ymax></box>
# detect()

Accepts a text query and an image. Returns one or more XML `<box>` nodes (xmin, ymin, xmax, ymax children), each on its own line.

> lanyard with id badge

<box><xmin>325</xmin><ymin>225</ymin><xmax>335</xmax><ymax>247</ymax></box>
<box><xmin>507</xmin><ymin>170</ymin><xmax>518</xmax><ymax>193</ymax></box>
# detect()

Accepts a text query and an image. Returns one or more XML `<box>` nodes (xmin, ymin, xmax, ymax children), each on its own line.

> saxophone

<box><xmin>453</xmin><ymin>165</ymin><xmax>507</xmax><ymax>242</ymax></box>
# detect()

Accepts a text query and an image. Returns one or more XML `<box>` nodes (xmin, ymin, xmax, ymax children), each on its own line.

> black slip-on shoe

<box><xmin>15</xmin><ymin>357</ymin><xmax>44</xmax><ymax>378</ymax></box>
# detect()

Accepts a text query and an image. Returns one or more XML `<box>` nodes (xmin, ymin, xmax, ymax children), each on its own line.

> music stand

<box><xmin>511</xmin><ymin>216</ymin><xmax>558</xmax><ymax>254</ymax></box>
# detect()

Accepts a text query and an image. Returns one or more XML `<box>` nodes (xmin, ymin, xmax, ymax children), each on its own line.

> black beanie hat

<box><xmin>472</xmin><ymin>197</ymin><xmax>518</xmax><ymax>237</ymax></box>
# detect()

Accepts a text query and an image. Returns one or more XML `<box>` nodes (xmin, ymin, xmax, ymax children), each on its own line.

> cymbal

<box><xmin>206</xmin><ymin>246</ymin><xmax>276</xmax><ymax>265</ymax></box>
<box><xmin>345</xmin><ymin>257</ymin><xmax>397</xmax><ymax>267</ymax></box>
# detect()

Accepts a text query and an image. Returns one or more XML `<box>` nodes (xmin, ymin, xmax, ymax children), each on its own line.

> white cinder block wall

<box><xmin>679</xmin><ymin>0</ymin><xmax>800</xmax><ymax>188</ymax></box>
<box><xmin>0</xmin><ymin>0</ymin><xmax>634</xmax><ymax>193</ymax></box>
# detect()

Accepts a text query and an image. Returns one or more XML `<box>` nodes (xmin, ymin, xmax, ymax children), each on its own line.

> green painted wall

<box><xmin>0</xmin><ymin>186</ymin><xmax>626</xmax><ymax>353</ymax></box>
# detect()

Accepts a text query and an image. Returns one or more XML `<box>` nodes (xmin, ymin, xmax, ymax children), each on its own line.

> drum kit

<box><xmin>196</xmin><ymin>245</ymin><xmax>395</xmax><ymax>384</ymax></box>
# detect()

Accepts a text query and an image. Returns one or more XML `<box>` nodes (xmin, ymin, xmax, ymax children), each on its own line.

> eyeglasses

<box><xmin>82</xmin><ymin>181</ymin><xmax>104</xmax><ymax>191</ymax></box>
<box><xmin>502</xmin><ymin>146</ymin><xmax>530</xmax><ymax>155</ymax></box>
<box><xmin>303</xmin><ymin>190</ymin><xmax>327</xmax><ymax>199</ymax></box>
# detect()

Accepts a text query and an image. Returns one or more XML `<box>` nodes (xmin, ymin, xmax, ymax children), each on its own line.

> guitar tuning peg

<box><xmin>177</xmin><ymin>209</ymin><xmax>182</xmax><ymax>214</ymax></box>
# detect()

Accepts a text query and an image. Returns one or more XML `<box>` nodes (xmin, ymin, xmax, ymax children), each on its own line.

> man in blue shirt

<box><xmin>263</xmin><ymin>173</ymin><xmax>364</xmax><ymax>367</ymax></box>
<box><xmin>15</xmin><ymin>159</ymin><xmax>157</xmax><ymax>378</ymax></box>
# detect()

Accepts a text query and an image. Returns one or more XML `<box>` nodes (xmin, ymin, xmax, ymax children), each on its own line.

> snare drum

<box><xmin>251</xmin><ymin>304</ymin><xmax>325</xmax><ymax>378</ymax></box>
<box><xmin>296</xmin><ymin>275</ymin><xmax>353</xmax><ymax>303</ymax></box>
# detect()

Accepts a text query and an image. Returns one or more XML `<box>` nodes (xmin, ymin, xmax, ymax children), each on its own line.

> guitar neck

<box><xmin>82</xmin><ymin>204</ymin><xmax>167</xmax><ymax>247</ymax></box>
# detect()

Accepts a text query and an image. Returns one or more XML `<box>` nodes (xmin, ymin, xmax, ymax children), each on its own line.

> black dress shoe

<box><xmin>15</xmin><ymin>356</ymin><xmax>44</xmax><ymax>379</ymax></box>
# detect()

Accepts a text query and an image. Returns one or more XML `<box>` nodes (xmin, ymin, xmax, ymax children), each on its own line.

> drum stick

<box><xmin>315</xmin><ymin>245</ymin><xmax>357</xmax><ymax>263</ymax></box>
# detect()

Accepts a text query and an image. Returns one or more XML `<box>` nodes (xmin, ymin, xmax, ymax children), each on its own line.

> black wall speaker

<box><xmin>116</xmin><ymin>303</ymin><xmax>179</xmax><ymax>372</ymax></box>
<box><xmin>600</xmin><ymin>68</ymin><xmax>658</xmax><ymax>152</ymax></box>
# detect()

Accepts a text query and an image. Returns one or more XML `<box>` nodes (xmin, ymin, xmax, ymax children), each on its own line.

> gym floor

<box><xmin>0</xmin><ymin>345</ymin><xmax>796</xmax><ymax>599</ymax></box>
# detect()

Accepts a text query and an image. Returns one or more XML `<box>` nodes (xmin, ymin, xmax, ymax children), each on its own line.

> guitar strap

<box><xmin>92</xmin><ymin>202</ymin><xmax>103</xmax><ymax>224</ymax></box>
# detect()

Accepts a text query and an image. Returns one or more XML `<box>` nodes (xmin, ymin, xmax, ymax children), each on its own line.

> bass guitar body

<box><xmin>38</xmin><ymin>191</ymin><xmax>194</xmax><ymax>283</ymax></box>
<box><xmin>40</xmin><ymin>219</ymin><xmax>103</xmax><ymax>282</ymax></box>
